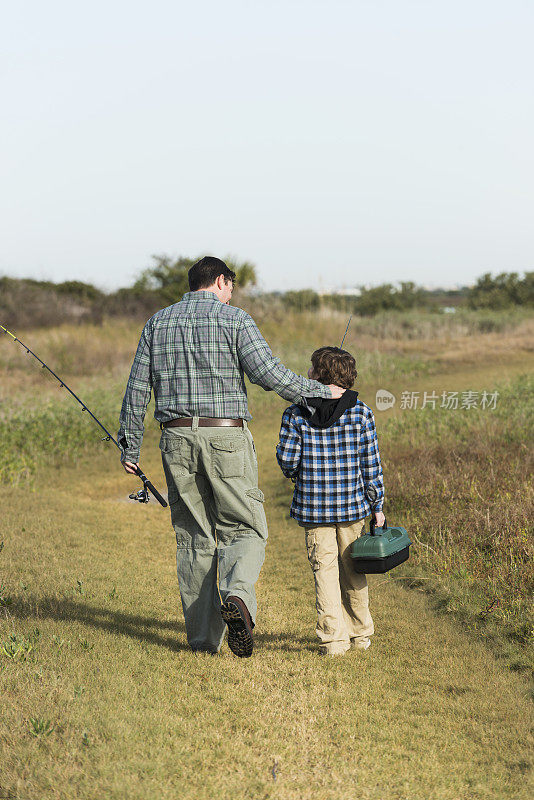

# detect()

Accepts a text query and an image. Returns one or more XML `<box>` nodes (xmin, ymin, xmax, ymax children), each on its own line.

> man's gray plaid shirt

<box><xmin>118</xmin><ymin>291</ymin><xmax>332</xmax><ymax>463</ymax></box>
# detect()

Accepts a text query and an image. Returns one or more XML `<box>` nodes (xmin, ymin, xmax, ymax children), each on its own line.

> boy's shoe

<box><xmin>220</xmin><ymin>596</ymin><xmax>254</xmax><ymax>658</ymax></box>
<box><xmin>350</xmin><ymin>637</ymin><xmax>371</xmax><ymax>651</ymax></box>
<box><xmin>319</xmin><ymin>643</ymin><xmax>351</xmax><ymax>656</ymax></box>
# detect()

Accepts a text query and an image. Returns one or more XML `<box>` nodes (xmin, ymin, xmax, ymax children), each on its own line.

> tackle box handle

<box><xmin>369</xmin><ymin>517</ymin><xmax>388</xmax><ymax>536</ymax></box>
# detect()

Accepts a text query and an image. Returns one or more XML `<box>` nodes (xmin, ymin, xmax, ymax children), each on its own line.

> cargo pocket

<box><xmin>169</xmin><ymin>495</ymin><xmax>191</xmax><ymax>543</ymax></box>
<box><xmin>245</xmin><ymin>487</ymin><xmax>268</xmax><ymax>539</ymax></box>
<box><xmin>210</xmin><ymin>437</ymin><xmax>245</xmax><ymax>478</ymax></box>
<box><xmin>305</xmin><ymin>530</ymin><xmax>320</xmax><ymax>572</ymax></box>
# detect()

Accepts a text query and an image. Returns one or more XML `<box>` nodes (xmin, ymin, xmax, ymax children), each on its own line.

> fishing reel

<box><xmin>129</xmin><ymin>486</ymin><xmax>150</xmax><ymax>504</ymax></box>
<box><xmin>127</xmin><ymin>467</ymin><xmax>167</xmax><ymax>506</ymax></box>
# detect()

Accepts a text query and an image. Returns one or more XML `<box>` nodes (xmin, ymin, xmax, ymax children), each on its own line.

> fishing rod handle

<box><xmin>134</xmin><ymin>466</ymin><xmax>168</xmax><ymax>508</ymax></box>
<box><xmin>145</xmin><ymin>480</ymin><xmax>168</xmax><ymax>508</ymax></box>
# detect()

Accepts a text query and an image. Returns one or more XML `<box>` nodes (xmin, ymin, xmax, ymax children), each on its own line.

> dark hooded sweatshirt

<box><xmin>300</xmin><ymin>389</ymin><xmax>360</xmax><ymax>428</ymax></box>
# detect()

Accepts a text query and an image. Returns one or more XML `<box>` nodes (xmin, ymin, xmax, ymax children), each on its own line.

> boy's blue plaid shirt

<box><xmin>118</xmin><ymin>291</ymin><xmax>331</xmax><ymax>463</ymax></box>
<box><xmin>276</xmin><ymin>400</ymin><xmax>384</xmax><ymax>525</ymax></box>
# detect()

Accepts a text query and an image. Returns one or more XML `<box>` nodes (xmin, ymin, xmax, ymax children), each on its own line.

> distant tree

<box><xmin>133</xmin><ymin>255</ymin><xmax>192</xmax><ymax>303</ymax></box>
<box><xmin>517</xmin><ymin>271</ymin><xmax>534</xmax><ymax>305</ymax></box>
<box><xmin>282</xmin><ymin>289</ymin><xmax>321</xmax><ymax>312</ymax></box>
<box><xmin>354</xmin><ymin>282</ymin><xmax>429</xmax><ymax>315</ymax></box>
<box><xmin>134</xmin><ymin>255</ymin><xmax>257</xmax><ymax>305</ymax></box>
<box><xmin>467</xmin><ymin>272</ymin><xmax>534</xmax><ymax>309</ymax></box>
<box><xmin>397</xmin><ymin>281</ymin><xmax>428</xmax><ymax>310</ymax></box>
<box><xmin>54</xmin><ymin>281</ymin><xmax>104</xmax><ymax>302</ymax></box>
<box><xmin>233</xmin><ymin>260</ymin><xmax>258</xmax><ymax>290</ymax></box>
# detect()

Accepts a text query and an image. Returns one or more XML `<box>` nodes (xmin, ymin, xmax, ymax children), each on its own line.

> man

<box><xmin>118</xmin><ymin>256</ymin><xmax>345</xmax><ymax>657</ymax></box>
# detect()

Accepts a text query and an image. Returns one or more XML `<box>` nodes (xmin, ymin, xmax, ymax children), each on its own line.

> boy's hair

<box><xmin>188</xmin><ymin>257</ymin><xmax>236</xmax><ymax>291</ymax></box>
<box><xmin>311</xmin><ymin>346</ymin><xmax>357</xmax><ymax>388</ymax></box>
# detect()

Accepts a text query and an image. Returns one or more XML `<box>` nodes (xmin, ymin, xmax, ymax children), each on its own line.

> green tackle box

<box><xmin>351</xmin><ymin>518</ymin><xmax>411</xmax><ymax>574</ymax></box>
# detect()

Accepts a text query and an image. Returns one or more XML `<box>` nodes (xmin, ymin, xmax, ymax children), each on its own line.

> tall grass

<box><xmin>380</xmin><ymin>373</ymin><xmax>534</xmax><ymax>672</ymax></box>
<box><xmin>245</xmin><ymin>302</ymin><xmax>534</xmax><ymax>341</ymax></box>
<box><xmin>0</xmin><ymin>387</ymin><xmax>131</xmax><ymax>485</ymax></box>
<box><xmin>0</xmin><ymin>321</ymin><xmax>139</xmax><ymax>378</ymax></box>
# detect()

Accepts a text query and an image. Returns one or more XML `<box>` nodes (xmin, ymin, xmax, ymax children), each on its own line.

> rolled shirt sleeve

<box><xmin>236</xmin><ymin>314</ymin><xmax>331</xmax><ymax>403</ymax></box>
<box><xmin>117</xmin><ymin>321</ymin><xmax>153</xmax><ymax>463</ymax></box>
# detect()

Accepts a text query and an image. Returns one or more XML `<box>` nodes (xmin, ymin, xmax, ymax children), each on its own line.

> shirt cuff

<box><xmin>120</xmin><ymin>451</ymin><xmax>140</xmax><ymax>465</ymax></box>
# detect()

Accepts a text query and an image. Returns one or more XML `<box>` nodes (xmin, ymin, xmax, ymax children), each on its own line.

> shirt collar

<box><xmin>182</xmin><ymin>290</ymin><xmax>219</xmax><ymax>302</ymax></box>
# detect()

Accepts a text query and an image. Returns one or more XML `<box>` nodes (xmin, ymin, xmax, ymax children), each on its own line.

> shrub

<box><xmin>467</xmin><ymin>271</ymin><xmax>534</xmax><ymax>310</ymax></box>
<box><xmin>282</xmin><ymin>290</ymin><xmax>320</xmax><ymax>312</ymax></box>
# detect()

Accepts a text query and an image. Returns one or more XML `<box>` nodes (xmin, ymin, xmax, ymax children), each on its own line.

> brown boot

<box><xmin>220</xmin><ymin>596</ymin><xmax>254</xmax><ymax>658</ymax></box>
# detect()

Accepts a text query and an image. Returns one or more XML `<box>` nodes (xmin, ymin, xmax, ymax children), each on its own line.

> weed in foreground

<box><xmin>2</xmin><ymin>635</ymin><xmax>33</xmax><ymax>662</ymax></box>
<box><xmin>29</xmin><ymin>718</ymin><xmax>54</xmax><ymax>738</ymax></box>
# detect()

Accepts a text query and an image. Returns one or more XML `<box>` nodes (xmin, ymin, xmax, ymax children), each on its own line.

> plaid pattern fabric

<box><xmin>276</xmin><ymin>400</ymin><xmax>384</xmax><ymax>524</ymax></box>
<box><xmin>118</xmin><ymin>291</ymin><xmax>331</xmax><ymax>462</ymax></box>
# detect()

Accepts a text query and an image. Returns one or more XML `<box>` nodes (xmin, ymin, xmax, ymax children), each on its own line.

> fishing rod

<box><xmin>340</xmin><ymin>315</ymin><xmax>352</xmax><ymax>348</ymax></box>
<box><xmin>0</xmin><ymin>323</ymin><xmax>167</xmax><ymax>508</ymax></box>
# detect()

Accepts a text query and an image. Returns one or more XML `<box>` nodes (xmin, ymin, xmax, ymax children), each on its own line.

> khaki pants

<box><xmin>304</xmin><ymin>520</ymin><xmax>374</xmax><ymax>654</ymax></box>
<box><xmin>160</xmin><ymin>420</ymin><xmax>268</xmax><ymax>653</ymax></box>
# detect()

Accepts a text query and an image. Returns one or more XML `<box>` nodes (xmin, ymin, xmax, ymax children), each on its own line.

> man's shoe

<box><xmin>220</xmin><ymin>596</ymin><xmax>254</xmax><ymax>658</ymax></box>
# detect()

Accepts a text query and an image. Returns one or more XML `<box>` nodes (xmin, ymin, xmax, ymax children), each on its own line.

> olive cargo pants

<box><xmin>160</xmin><ymin>420</ymin><xmax>268</xmax><ymax>653</ymax></box>
<box><xmin>304</xmin><ymin>520</ymin><xmax>374</xmax><ymax>654</ymax></box>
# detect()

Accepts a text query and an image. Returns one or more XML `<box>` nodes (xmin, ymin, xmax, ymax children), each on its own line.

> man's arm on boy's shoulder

<box><xmin>276</xmin><ymin>408</ymin><xmax>302</xmax><ymax>480</ymax></box>
<box><xmin>236</xmin><ymin>313</ymin><xmax>334</xmax><ymax>403</ymax></box>
<box><xmin>360</xmin><ymin>408</ymin><xmax>385</xmax><ymax>510</ymax></box>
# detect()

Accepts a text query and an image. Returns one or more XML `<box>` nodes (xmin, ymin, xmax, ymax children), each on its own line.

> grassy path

<box><xmin>1</xmin><ymin>429</ymin><xmax>532</xmax><ymax>800</ymax></box>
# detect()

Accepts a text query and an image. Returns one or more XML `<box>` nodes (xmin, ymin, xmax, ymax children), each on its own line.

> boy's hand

<box><xmin>374</xmin><ymin>511</ymin><xmax>386</xmax><ymax>528</ymax></box>
<box><xmin>328</xmin><ymin>384</ymin><xmax>346</xmax><ymax>399</ymax></box>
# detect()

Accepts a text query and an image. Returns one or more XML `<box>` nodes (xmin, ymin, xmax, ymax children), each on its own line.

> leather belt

<box><xmin>162</xmin><ymin>417</ymin><xmax>244</xmax><ymax>428</ymax></box>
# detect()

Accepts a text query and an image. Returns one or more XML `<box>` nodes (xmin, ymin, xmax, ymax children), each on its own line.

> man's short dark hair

<box><xmin>188</xmin><ymin>257</ymin><xmax>236</xmax><ymax>291</ymax></box>
<box><xmin>311</xmin><ymin>346</ymin><xmax>357</xmax><ymax>388</ymax></box>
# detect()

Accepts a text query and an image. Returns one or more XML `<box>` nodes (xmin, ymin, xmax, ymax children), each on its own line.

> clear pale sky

<box><xmin>1</xmin><ymin>1</ymin><xmax>532</xmax><ymax>293</ymax></box>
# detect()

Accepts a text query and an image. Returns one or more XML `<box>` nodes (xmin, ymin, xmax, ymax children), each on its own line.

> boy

<box><xmin>276</xmin><ymin>346</ymin><xmax>385</xmax><ymax>656</ymax></box>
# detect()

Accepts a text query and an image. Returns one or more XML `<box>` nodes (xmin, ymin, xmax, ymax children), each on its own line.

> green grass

<box><xmin>1</xmin><ymin>312</ymin><xmax>533</xmax><ymax>798</ymax></box>
<box><xmin>1</xmin><ymin>448</ymin><xmax>532</xmax><ymax>799</ymax></box>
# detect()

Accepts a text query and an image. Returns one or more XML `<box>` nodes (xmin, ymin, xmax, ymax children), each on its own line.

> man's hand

<box><xmin>122</xmin><ymin>460</ymin><xmax>139</xmax><ymax>475</ymax></box>
<box><xmin>327</xmin><ymin>384</ymin><xmax>346</xmax><ymax>399</ymax></box>
<box><xmin>374</xmin><ymin>511</ymin><xmax>386</xmax><ymax>528</ymax></box>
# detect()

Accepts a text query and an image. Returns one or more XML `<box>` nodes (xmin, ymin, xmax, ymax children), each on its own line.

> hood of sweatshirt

<box><xmin>299</xmin><ymin>388</ymin><xmax>360</xmax><ymax>429</ymax></box>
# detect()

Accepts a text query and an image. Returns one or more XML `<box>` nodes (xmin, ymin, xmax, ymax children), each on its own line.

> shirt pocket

<box><xmin>210</xmin><ymin>436</ymin><xmax>246</xmax><ymax>479</ymax></box>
